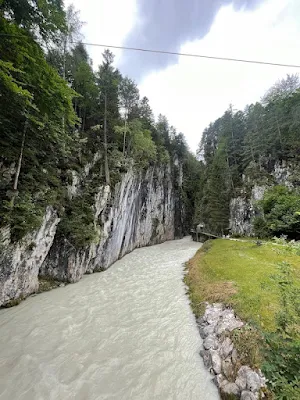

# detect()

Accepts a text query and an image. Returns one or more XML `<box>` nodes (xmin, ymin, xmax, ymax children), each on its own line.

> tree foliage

<box><xmin>0</xmin><ymin>2</ymin><xmax>191</xmax><ymax>244</ymax></box>
<box><xmin>195</xmin><ymin>74</ymin><xmax>300</xmax><ymax>236</ymax></box>
<box><xmin>255</xmin><ymin>186</ymin><xmax>300</xmax><ymax>238</ymax></box>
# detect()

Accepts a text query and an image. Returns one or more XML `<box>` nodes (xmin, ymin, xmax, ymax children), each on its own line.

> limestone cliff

<box><xmin>229</xmin><ymin>161</ymin><xmax>300</xmax><ymax>236</ymax></box>
<box><xmin>0</xmin><ymin>162</ymin><xmax>182</xmax><ymax>307</ymax></box>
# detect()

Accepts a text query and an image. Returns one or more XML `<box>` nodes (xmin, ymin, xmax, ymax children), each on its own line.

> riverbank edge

<box><xmin>0</xmin><ymin>277</ymin><xmax>67</xmax><ymax>308</ymax></box>
<box><xmin>196</xmin><ymin>302</ymin><xmax>267</xmax><ymax>399</ymax></box>
<box><xmin>184</xmin><ymin>247</ymin><xmax>269</xmax><ymax>400</ymax></box>
<box><xmin>0</xmin><ymin>237</ymin><xmax>178</xmax><ymax>309</ymax></box>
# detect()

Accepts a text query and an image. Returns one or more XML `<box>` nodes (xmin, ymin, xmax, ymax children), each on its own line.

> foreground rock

<box><xmin>198</xmin><ymin>303</ymin><xmax>266</xmax><ymax>399</ymax></box>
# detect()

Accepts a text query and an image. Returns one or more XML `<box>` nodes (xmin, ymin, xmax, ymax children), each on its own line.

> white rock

<box><xmin>222</xmin><ymin>382</ymin><xmax>240</xmax><ymax>396</ymax></box>
<box><xmin>236</xmin><ymin>366</ymin><xmax>252</xmax><ymax>391</ymax></box>
<box><xmin>246</xmin><ymin>370</ymin><xmax>261</xmax><ymax>392</ymax></box>
<box><xmin>241</xmin><ymin>390</ymin><xmax>257</xmax><ymax>400</ymax></box>
<box><xmin>210</xmin><ymin>350</ymin><xmax>222</xmax><ymax>374</ymax></box>
<box><xmin>220</xmin><ymin>337</ymin><xmax>234</xmax><ymax>359</ymax></box>
<box><xmin>203</xmin><ymin>335</ymin><xmax>219</xmax><ymax>350</ymax></box>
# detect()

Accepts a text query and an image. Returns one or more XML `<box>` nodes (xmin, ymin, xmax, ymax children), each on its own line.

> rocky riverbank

<box><xmin>198</xmin><ymin>303</ymin><xmax>267</xmax><ymax>400</ymax></box>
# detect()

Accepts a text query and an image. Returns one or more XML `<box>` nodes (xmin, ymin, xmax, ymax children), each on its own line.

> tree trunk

<box><xmin>123</xmin><ymin>111</ymin><xmax>127</xmax><ymax>156</ymax></box>
<box><xmin>62</xmin><ymin>38</ymin><xmax>67</xmax><ymax>132</ymax></box>
<box><xmin>104</xmin><ymin>93</ymin><xmax>110</xmax><ymax>185</ymax></box>
<box><xmin>11</xmin><ymin>118</ymin><xmax>28</xmax><ymax>207</ymax></box>
<box><xmin>276</xmin><ymin>115</ymin><xmax>283</xmax><ymax>148</ymax></box>
<box><xmin>82</xmin><ymin>107</ymin><xmax>86</xmax><ymax>132</ymax></box>
<box><xmin>63</xmin><ymin>38</ymin><xmax>67</xmax><ymax>80</ymax></box>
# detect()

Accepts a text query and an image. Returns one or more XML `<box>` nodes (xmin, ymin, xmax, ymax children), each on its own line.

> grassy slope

<box><xmin>185</xmin><ymin>239</ymin><xmax>300</xmax><ymax>331</ymax></box>
<box><xmin>185</xmin><ymin>238</ymin><xmax>300</xmax><ymax>399</ymax></box>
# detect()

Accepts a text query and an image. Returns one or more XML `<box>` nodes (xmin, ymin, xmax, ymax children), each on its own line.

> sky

<box><xmin>66</xmin><ymin>0</ymin><xmax>300</xmax><ymax>152</ymax></box>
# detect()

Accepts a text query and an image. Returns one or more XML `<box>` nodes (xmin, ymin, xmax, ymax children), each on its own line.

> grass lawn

<box><xmin>185</xmin><ymin>238</ymin><xmax>300</xmax><ymax>399</ymax></box>
<box><xmin>185</xmin><ymin>238</ymin><xmax>300</xmax><ymax>331</ymax></box>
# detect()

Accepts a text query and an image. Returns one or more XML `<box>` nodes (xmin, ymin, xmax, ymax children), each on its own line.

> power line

<box><xmin>1</xmin><ymin>32</ymin><xmax>300</xmax><ymax>69</ymax></box>
<box><xmin>78</xmin><ymin>42</ymin><xmax>300</xmax><ymax>69</ymax></box>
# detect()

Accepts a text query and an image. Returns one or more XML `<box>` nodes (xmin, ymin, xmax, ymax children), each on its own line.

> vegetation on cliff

<box><xmin>185</xmin><ymin>239</ymin><xmax>300</xmax><ymax>399</ymax></box>
<box><xmin>0</xmin><ymin>1</ymin><xmax>196</xmax><ymax>245</ymax></box>
<box><xmin>193</xmin><ymin>75</ymin><xmax>300</xmax><ymax>237</ymax></box>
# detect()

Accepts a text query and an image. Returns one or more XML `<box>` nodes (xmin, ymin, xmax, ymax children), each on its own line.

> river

<box><xmin>0</xmin><ymin>237</ymin><xmax>219</xmax><ymax>400</ymax></box>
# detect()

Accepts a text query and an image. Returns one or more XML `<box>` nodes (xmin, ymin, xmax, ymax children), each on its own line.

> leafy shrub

<box><xmin>257</xmin><ymin>186</ymin><xmax>300</xmax><ymax>238</ymax></box>
<box><xmin>58</xmin><ymin>197</ymin><xmax>98</xmax><ymax>248</ymax></box>
<box><xmin>1</xmin><ymin>194</ymin><xmax>44</xmax><ymax>241</ymax></box>
<box><xmin>253</xmin><ymin>215</ymin><xmax>270</xmax><ymax>238</ymax></box>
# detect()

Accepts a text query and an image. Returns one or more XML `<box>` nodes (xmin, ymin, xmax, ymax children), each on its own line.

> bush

<box><xmin>253</xmin><ymin>216</ymin><xmax>270</xmax><ymax>238</ymax></box>
<box><xmin>58</xmin><ymin>197</ymin><xmax>98</xmax><ymax>248</ymax></box>
<box><xmin>258</xmin><ymin>186</ymin><xmax>300</xmax><ymax>238</ymax></box>
<box><xmin>1</xmin><ymin>194</ymin><xmax>44</xmax><ymax>241</ymax></box>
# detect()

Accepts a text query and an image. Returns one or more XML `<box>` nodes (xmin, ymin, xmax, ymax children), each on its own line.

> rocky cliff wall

<box><xmin>0</xmin><ymin>163</ymin><xmax>181</xmax><ymax>306</ymax></box>
<box><xmin>229</xmin><ymin>161</ymin><xmax>300</xmax><ymax>236</ymax></box>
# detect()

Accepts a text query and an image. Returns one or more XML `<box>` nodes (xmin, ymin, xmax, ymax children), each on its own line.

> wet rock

<box><xmin>214</xmin><ymin>373</ymin><xmax>225</xmax><ymax>388</ymax></box>
<box><xmin>202</xmin><ymin>324</ymin><xmax>215</xmax><ymax>338</ymax></box>
<box><xmin>203</xmin><ymin>334</ymin><xmax>219</xmax><ymax>350</ymax></box>
<box><xmin>196</xmin><ymin>316</ymin><xmax>206</xmax><ymax>325</ymax></box>
<box><xmin>200</xmin><ymin>350</ymin><xmax>212</xmax><ymax>369</ymax></box>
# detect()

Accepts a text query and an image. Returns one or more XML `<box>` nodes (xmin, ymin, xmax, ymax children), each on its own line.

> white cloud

<box><xmin>65</xmin><ymin>0</ymin><xmax>137</xmax><ymax>67</ymax></box>
<box><xmin>65</xmin><ymin>0</ymin><xmax>300</xmax><ymax>153</ymax></box>
<box><xmin>139</xmin><ymin>0</ymin><xmax>300</xmax><ymax>152</ymax></box>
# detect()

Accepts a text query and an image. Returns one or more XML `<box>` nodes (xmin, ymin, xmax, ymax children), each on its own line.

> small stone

<box><xmin>200</xmin><ymin>350</ymin><xmax>212</xmax><ymax>369</ymax></box>
<box><xmin>215</xmin><ymin>318</ymin><xmax>244</xmax><ymax>336</ymax></box>
<box><xmin>222</xmin><ymin>382</ymin><xmax>240</xmax><ymax>396</ymax></box>
<box><xmin>202</xmin><ymin>325</ymin><xmax>215</xmax><ymax>338</ymax></box>
<box><xmin>246</xmin><ymin>370</ymin><xmax>261</xmax><ymax>392</ymax></box>
<box><xmin>220</xmin><ymin>337</ymin><xmax>234</xmax><ymax>359</ymax></box>
<box><xmin>203</xmin><ymin>334</ymin><xmax>219</xmax><ymax>350</ymax></box>
<box><xmin>241</xmin><ymin>390</ymin><xmax>257</xmax><ymax>400</ymax></box>
<box><xmin>222</xmin><ymin>357</ymin><xmax>234</xmax><ymax>380</ymax></box>
<box><xmin>231</xmin><ymin>348</ymin><xmax>238</xmax><ymax>364</ymax></box>
<box><xmin>213</xmin><ymin>374</ymin><xmax>225</xmax><ymax>388</ymax></box>
<box><xmin>198</xmin><ymin>326</ymin><xmax>206</xmax><ymax>339</ymax></box>
<box><xmin>197</xmin><ymin>316</ymin><xmax>206</xmax><ymax>325</ymax></box>
<box><xmin>210</xmin><ymin>350</ymin><xmax>222</xmax><ymax>374</ymax></box>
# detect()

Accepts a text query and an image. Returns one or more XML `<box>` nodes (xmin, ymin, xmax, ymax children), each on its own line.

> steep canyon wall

<box><xmin>0</xmin><ymin>162</ymin><xmax>182</xmax><ymax>306</ymax></box>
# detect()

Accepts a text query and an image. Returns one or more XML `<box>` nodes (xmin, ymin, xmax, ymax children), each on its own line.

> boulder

<box><xmin>222</xmin><ymin>382</ymin><xmax>240</xmax><ymax>397</ymax></box>
<box><xmin>200</xmin><ymin>350</ymin><xmax>212</xmax><ymax>369</ymax></box>
<box><xmin>236</xmin><ymin>366</ymin><xmax>252</xmax><ymax>391</ymax></box>
<box><xmin>220</xmin><ymin>337</ymin><xmax>234</xmax><ymax>359</ymax></box>
<box><xmin>203</xmin><ymin>334</ymin><xmax>219</xmax><ymax>350</ymax></box>
<box><xmin>240</xmin><ymin>390</ymin><xmax>257</xmax><ymax>400</ymax></box>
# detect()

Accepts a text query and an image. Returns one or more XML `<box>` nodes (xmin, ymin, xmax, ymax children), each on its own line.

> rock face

<box><xmin>0</xmin><ymin>163</ymin><xmax>182</xmax><ymax>306</ymax></box>
<box><xmin>41</xmin><ymin>166</ymin><xmax>177</xmax><ymax>282</ymax></box>
<box><xmin>198</xmin><ymin>303</ymin><xmax>266</xmax><ymax>399</ymax></box>
<box><xmin>0</xmin><ymin>207</ymin><xmax>60</xmax><ymax>306</ymax></box>
<box><xmin>229</xmin><ymin>160</ymin><xmax>300</xmax><ymax>236</ymax></box>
